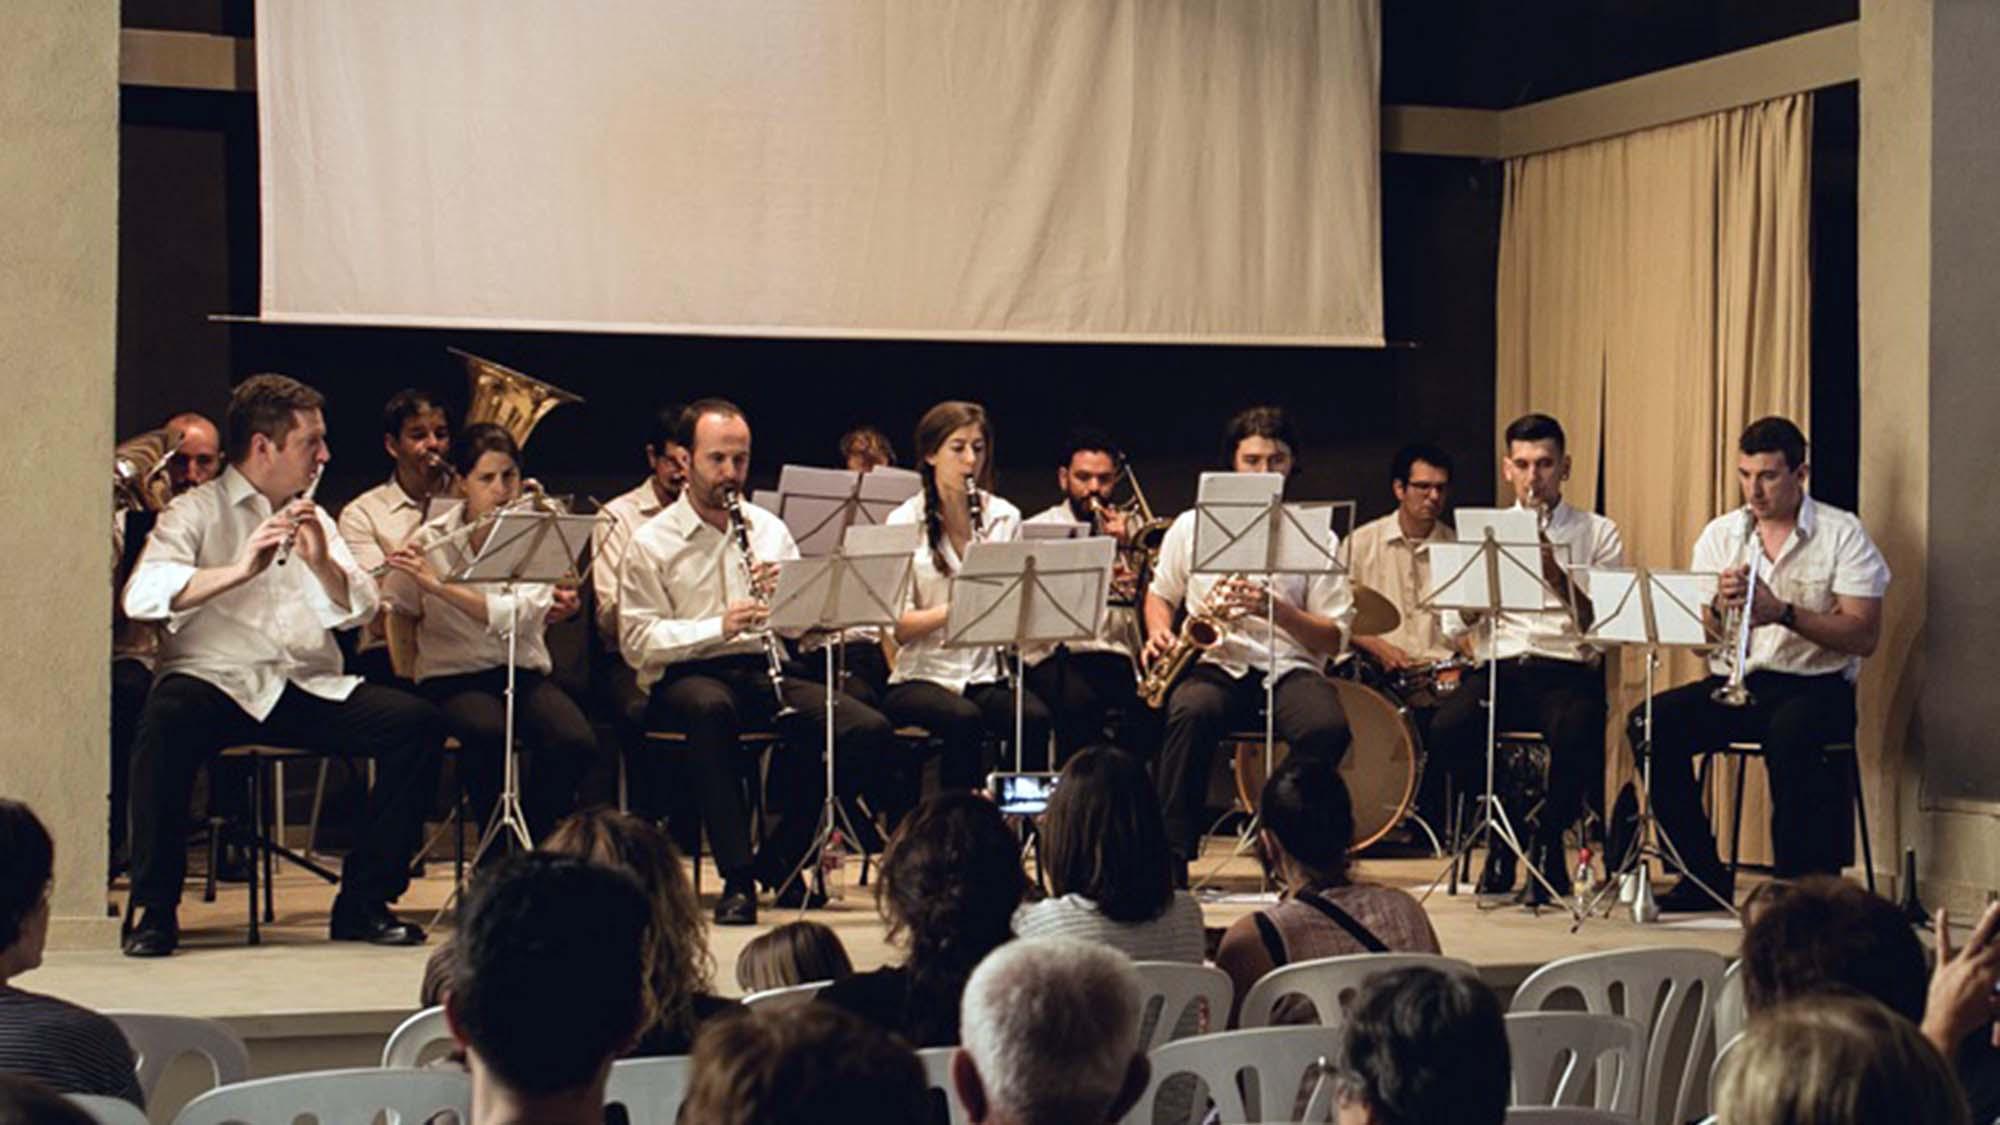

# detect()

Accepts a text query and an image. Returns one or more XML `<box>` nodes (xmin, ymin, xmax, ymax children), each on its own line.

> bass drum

<box><xmin>1232</xmin><ymin>679</ymin><xmax>1420</xmax><ymax>852</ymax></box>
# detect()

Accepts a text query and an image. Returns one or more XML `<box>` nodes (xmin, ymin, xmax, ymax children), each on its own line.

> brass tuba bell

<box><xmin>451</xmin><ymin>347</ymin><xmax>586</xmax><ymax>446</ymax></box>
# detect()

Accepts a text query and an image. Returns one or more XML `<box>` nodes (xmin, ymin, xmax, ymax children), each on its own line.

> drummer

<box><xmin>1340</xmin><ymin>444</ymin><xmax>1460</xmax><ymax>688</ymax></box>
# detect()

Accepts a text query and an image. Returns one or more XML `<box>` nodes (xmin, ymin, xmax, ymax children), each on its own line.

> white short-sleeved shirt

<box><xmin>1691</xmin><ymin>496</ymin><xmax>1890</xmax><ymax>682</ymax></box>
<box><xmin>884</xmin><ymin>490</ymin><xmax>1023</xmax><ymax>695</ymax></box>
<box><xmin>1021</xmin><ymin>502</ymin><xmax>1132</xmax><ymax>664</ymax></box>
<box><xmin>1338</xmin><ymin>512</ymin><xmax>1458</xmax><ymax>663</ymax></box>
<box><xmin>1148</xmin><ymin>508</ymin><xmax>1353</xmax><ymax>682</ymax></box>
<box><xmin>337</xmin><ymin>475</ymin><xmax>433</xmax><ymax>654</ymax></box>
<box><xmin>1442</xmin><ymin>500</ymin><xmax>1625</xmax><ymax>664</ymax></box>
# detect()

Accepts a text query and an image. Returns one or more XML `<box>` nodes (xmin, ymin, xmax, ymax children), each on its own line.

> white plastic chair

<box><xmin>1509</xmin><ymin>948</ymin><xmax>1726</xmax><ymax>1125</ymax></box>
<box><xmin>1126</xmin><ymin>1026</ymin><xmax>1340</xmax><ymax>1124</ymax></box>
<box><xmin>1131</xmin><ymin>961</ymin><xmax>1233</xmax><ymax>1049</ymax></box>
<box><xmin>917</xmin><ymin>1046</ymin><xmax>972</xmax><ymax>1125</ymax></box>
<box><xmin>603</xmin><ymin>1055</ymin><xmax>694</xmax><ymax>1125</ymax></box>
<box><xmin>741</xmin><ymin>979</ymin><xmax>832</xmax><ymax>1013</ymax></box>
<box><xmin>107</xmin><ymin>1012</ymin><xmax>251</xmax><ymax>1103</ymax></box>
<box><xmin>1712</xmin><ymin>960</ymin><xmax>1747</xmax><ymax>1045</ymax></box>
<box><xmin>65</xmin><ymin>1095</ymin><xmax>149</xmax><ymax>1125</ymax></box>
<box><xmin>1504</xmin><ymin>1109</ymin><xmax>1636</xmax><ymax>1125</ymax></box>
<box><xmin>1708</xmin><ymin>1032</ymin><xmax>1743</xmax><ymax>1108</ymax></box>
<box><xmin>1505</xmin><ymin>1011</ymin><xmax>1646</xmax><ymax>1116</ymax></box>
<box><xmin>1237</xmin><ymin>952</ymin><xmax>1479</xmax><ymax>1029</ymax></box>
<box><xmin>171</xmin><ymin>1068</ymin><xmax>469</xmax><ymax>1125</ymax></box>
<box><xmin>380</xmin><ymin>1005</ymin><xmax>454</xmax><ymax>1068</ymax></box>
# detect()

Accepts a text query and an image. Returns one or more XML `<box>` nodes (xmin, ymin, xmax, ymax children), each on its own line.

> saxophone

<box><xmin>1137</xmin><ymin>574</ymin><xmax>1254</xmax><ymax>709</ymax></box>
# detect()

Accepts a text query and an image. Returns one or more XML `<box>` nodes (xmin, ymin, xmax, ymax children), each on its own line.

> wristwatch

<box><xmin>1777</xmin><ymin>601</ymin><xmax>1797</xmax><ymax>629</ymax></box>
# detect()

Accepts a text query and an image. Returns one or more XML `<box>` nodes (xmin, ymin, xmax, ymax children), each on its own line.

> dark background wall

<box><xmin>116</xmin><ymin>0</ymin><xmax>1856</xmax><ymax>530</ymax></box>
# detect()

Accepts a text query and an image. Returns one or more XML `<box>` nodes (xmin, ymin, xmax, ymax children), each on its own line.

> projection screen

<box><xmin>256</xmin><ymin>0</ymin><xmax>1382</xmax><ymax>345</ymax></box>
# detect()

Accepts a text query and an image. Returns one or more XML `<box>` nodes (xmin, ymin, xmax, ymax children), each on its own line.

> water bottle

<box><xmin>1573</xmin><ymin>847</ymin><xmax>1593</xmax><ymax>916</ymax></box>
<box><xmin>820</xmin><ymin>829</ymin><xmax>848</xmax><ymax>901</ymax></box>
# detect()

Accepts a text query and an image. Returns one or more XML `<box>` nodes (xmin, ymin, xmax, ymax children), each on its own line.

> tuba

<box><xmin>114</xmin><ymin>428</ymin><xmax>187</xmax><ymax>514</ymax></box>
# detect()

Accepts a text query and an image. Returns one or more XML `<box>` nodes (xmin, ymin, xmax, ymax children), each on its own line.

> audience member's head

<box><xmin>1042</xmin><ymin>748</ymin><xmax>1176</xmax><ymax>925</ymax></box>
<box><xmin>0</xmin><ymin>1074</ymin><xmax>94</xmax><ymax>1125</ymax></box>
<box><xmin>736</xmin><ymin>921</ymin><xmax>855</xmax><ymax>993</ymax></box>
<box><xmin>681</xmin><ymin>1005</ymin><xmax>932</xmax><ymax>1125</ymax></box>
<box><xmin>446</xmin><ymin>854</ymin><xmax>650</xmax><ymax>1119</ymax></box>
<box><xmin>1258</xmin><ymin>756</ymin><xmax>1356</xmax><ymax>892</ymax></box>
<box><xmin>954</xmin><ymin>938</ymin><xmax>1149</xmax><ymax>1125</ymax></box>
<box><xmin>541</xmin><ymin>807</ymin><xmax>715</xmax><ymax>1040</ymax></box>
<box><xmin>1718</xmin><ymin>992</ymin><xmax>1970</xmax><ymax>1125</ymax></box>
<box><xmin>1329</xmin><ymin>966</ymin><xmax>1509</xmax><ymax>1125</ymax></box>
<box><xmin>0</xmin><ymin>800</ymin><xmax>54</xmax><ymax>981</ymax></box>
<box><xmin>1738</xmin><ymin>876</ymin><xmax>1927</xmax><ymax>1022</ymax></box>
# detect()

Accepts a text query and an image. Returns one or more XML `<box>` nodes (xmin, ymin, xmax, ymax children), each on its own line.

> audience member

<box><xmin>1015</xmin><ymin>748</ymin><xmax>1203</xmax><ymax>963</ymax></box>
<box><xmin>1717</xmin><ymin>992</ymin><xmax>1970</xmax><ymax>1125</ymax></box>
<box><xmin>445</xmin><ymin>853</ymin><xmax>650</xmax><ymax>1125</ymax></box>
<box><xmin>0</xmin><ymin>1074</ymin><xmax>96</xmax><ymax>1125</ymax></box>
<box><xmin>680</xmin><ymin>1005</ymin><xmax>931</xmax><ymax>1125</ymax></box>
<box><xmin>818</xmin><ymin>792</ymin><xmax>1027</xmax><ymax>1046</ymax></box>
<box><xmin>1215</xmin><ymin>758</ymin><xmax>1440</xmax><ymax>1025</ymax></box>
<box><xmin>1328</xmin><ymin>966</ymin><xmax>1509</xmax><ymax>1125</ymax></box>
<box><xmin>953</xmin><ymin>937</ymin><xmax>1149</xmax><ymax>1125</ymax></box>
<box><xmin>0</xmin><ymin>800</ymin><xmax>143</xmax><ymax>1106</ymax></box>
<box><xmin>736</xmin><ymin>921</ymin><xmax>855</xmax><ymax>993</ymax></box>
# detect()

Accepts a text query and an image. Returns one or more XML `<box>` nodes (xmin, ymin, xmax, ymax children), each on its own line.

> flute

<box><xmin>275</xmin><ymin>466</ymin><xmax>324</xmax><ymax>566</ymax></box>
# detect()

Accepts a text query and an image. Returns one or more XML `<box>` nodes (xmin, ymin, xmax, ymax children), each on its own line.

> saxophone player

<box><xmin>1142</xmin><ymin>407</ymin><xmax>1353</xmax><ymax>885</ymax></box>
<box><xmin>1629</xmin><ymin>416</ymin><xmax>1889</xmax><ymax>911</ymax></box>
<box><xmin>618</xmin><ymin>399</ymin><xmax>893</xmax><ymax>926</ymax></box>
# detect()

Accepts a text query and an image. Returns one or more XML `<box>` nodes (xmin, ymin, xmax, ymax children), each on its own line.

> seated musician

<box><xmin>336</xmin><ymin>389</ymin><xmax>455</xmax><ymax>681</ymax></box>
<box><xmin>1142</xmin><ymin>406</ymin><xmax>1352</xmax><ymax>887</ymax></box>
<box><xmin>120</xmin><ymin>375</ymin><xmax>442</xmax><ymax>956</ymax></box>
<box><xmin>619</xmin><ymin>399</ymin><xmax>893</xmax><ymax>926</ymax></box>
<box><xmin>1630</xmin><ymin>417</ymin><xmax>1888</xmax><ymax>911</ymax></box>
<box><xmin>1433</xmin><ymin>413</ymin><xmax>1624</xmax><ymax>905</ymax></box>
<box><xmin>839</xmin><ymin>424</ymin><xmax>897</xmax><ymax>472</ymax></box>
<box><xmin>1023</xmin><ymin>426</ymin><xmax>1158</xmax><ymax>763</ymax></box>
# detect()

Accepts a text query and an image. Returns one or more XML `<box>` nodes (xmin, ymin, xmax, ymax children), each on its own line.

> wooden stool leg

<box><xmin>1728</xmin><ymin>755</ymin><xmax>1748</xmax><ymax>879</ymax></box>
<box><xmin>1848</xmin><ymin>750</ymin><xmax>1876</xmax><ymax>893</ymax></box>
<box><xmin>261</xmin><ymin>764</ymin><xmax>276</xmax><ymax>924</ymax></box>
<box><xmin>246</xmin><ymin>765</ymin><xmax>261</xmax><ymax>946</ymax></box>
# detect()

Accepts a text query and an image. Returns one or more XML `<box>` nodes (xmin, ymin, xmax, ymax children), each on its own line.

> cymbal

<box><xmin>1351</xmin><ymin>584</ymin><xmax>1402</xmax><ymax>638</ymax></box>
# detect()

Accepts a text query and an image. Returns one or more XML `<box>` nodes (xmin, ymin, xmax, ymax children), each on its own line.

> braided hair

<box><xmin>912</xmin><ymin>401</ymin><xmax>992</xmax><ymax>575</ymax></box>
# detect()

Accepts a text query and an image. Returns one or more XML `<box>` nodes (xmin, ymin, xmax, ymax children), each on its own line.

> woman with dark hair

<box><xmin>1014</xmin><ymin>748</ymin><xmax>1202</xmax><ymax>962</ymax></box>
<box><xmin>881</xmin><ymin>401</ymin><xmax>1051</xmax><ymax>795</ymax></box>
<box><xmin>383</xmin><ymin>422</ymin><xmax>601</xmax><ymax>840</ymax></box>
<box><xmin>0</xmin><ymin>801</ymin><xmax>143</xmax><ymax>1106</ymax></box>
<box><xmin>1215</xmin><ymin>756</ymin><xmax>1439</xmax><ymax>1025</ymax></box>
<box><xmin>818</xmin><ymin>792</ymin><xmax>1027</xmax><ymax>1046</ymax></box>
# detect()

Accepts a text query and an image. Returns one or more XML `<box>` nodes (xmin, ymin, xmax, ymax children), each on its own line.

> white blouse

<box><xmin>885</xmin><ymin>489</ymin><xmax>1023</xmax><ymax>695</ymax></box>
<box><xmin>384</xmin><ymin>507</ymin><xmax>555</xmax><ymax>682</ymax></box>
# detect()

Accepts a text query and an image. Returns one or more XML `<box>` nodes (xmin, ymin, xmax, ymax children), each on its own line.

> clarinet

<box><xmin>722</xmin><ymin>486</ymin><xmax>795</xmax><ymax>717</ymax></box>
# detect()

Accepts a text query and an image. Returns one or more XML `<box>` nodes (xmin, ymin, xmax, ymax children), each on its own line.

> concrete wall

<box><xmin>0</xmin><ymin>3</ymin><xmax>121</xmax><ymax>947</ymax></box>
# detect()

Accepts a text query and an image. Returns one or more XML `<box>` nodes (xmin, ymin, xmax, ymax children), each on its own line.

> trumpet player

<box><xmin>1629</xmin><ymin>417</ymin><xmax>1889</xmax><ymax>910</ymax></box>
<box><xmin>619</xmin><ymin>399</ymin><xmax>894</xmax><ymax>926</ymax></box>
<box><xmin>337</xmin><ymin>389</ymin><xmax>454</xmax><ymax>680</ymax></box>
<box><xmin>1143</xmin><ymin>407</ymin><xmax>1353</xmax><ymax>885</ymax></box>
<box><xmin>381</xmin><ymin>424</ymin><xmax>603</xmax><ymax>843</ymax></box>
<box><xmin>1435</xmin><ymin>413</ymin><xmax>1624</xmax><ymax>905</ymax></box>
<box><xmin>121</xmin><ymin>375</ymin><xmax>442</xmax><ymax>956</ymax></box>
<box><xmin>1024</xmin><ymin>426</ymin><xmax>1158</xmax><ymax>762</ymax></box>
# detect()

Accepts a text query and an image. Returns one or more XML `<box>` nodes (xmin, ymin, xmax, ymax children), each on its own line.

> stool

<box><xmin>643</xmin><ymin>729</ymin><xmax>779</xmax><ymax>894</ymax></box>
<box><xmin>208</xmin><ymin>745</ymin><xmax>341</xmax><ymax>946</ymax></box>
<box><xmin>1698</xmin><ymin>740</ymin><xmax>1874</xmax><ymax>893</ymax></box>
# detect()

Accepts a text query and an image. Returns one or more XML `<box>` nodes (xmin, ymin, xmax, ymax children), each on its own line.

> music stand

<box><xmin>944</xmin><ymin>537</ymin><xmax>1118</xmax><ymax>770</ymax></box>
<box><xmin>767</xmin><ymin>465</ymin><xmax>924</xmax><ymax>557</ymax></box>
<box><xmin>1579</xmin><ymin>566</ymin><xmax>1737</xmax><ymax>922</ymax></box>
<box><xmin>765</xmin><ymin>522</ymin><xmax>918</xmax><ymax>907</ymax></box>
<box><xmin>1419</xmin><ymin>508</ymin><xmax>1584</xmax><ymax>916</ymax></box>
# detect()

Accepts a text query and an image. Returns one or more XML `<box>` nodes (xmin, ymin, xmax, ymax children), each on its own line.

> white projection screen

<box><xmin>256</xmin><ymin>1</ymin><xmax>1381</xmax><ymax>345</ymax></box>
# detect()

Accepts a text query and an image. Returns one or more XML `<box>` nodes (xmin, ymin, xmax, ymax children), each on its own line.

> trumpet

<box><xmin>722</xmin><ymin>485</ymin><xmax>795</xmax><ymax>717</ymax></box>
<box><xmin>1138</xmin><ymin>573</ymin><xmax>1258</xmax><ymax>709</ymax></box>
<box><xmin>274</xmin><ymin>466</ymin><xmax>324</xmax><ymax>566</ymax></box>
<box><xmin>1711</xmin><ymin>533</ymin><xmax>1763</xmax><ymax>708</ymax></box>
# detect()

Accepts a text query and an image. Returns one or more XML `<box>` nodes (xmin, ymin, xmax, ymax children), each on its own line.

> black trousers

<box><xmin>883</xmin><ymin>679</ymin><xmax>1052</xmax><ymax>792</ymax></box>
<box><xmin>646</xmin><ymin>654</ymin><xmax>891</xmax><ymax>886</ymax></box>
<box><xmin>110</xmin><ymin>658</ymin><xmax>154</xmax><ymax>864</ymax></box>
<box><xmin>835</xmin><ymin>641</ymin><xmax>892</xmax><ymax>713</ymax></box>
<box><xmin>1025</xmin><ymin>648</ymin><xmax>1159</xmax><ymax>765</ymax></box>
<box><xmin>1429</xmin><ymin>656</ymin><xmax>1606</xmax><ymax>849</ymax></box>
<box><xmin>1631</xmin><ymin>670</ymin><xmax>1857</xmax><ymax>878</ymax></box>
<box><xmin>128</xmin><ymin>675</ymin><xmax>444</xmax><ymax>910</ymax></box>
<box><xmin>1156</xmin><ymin>664</ymin><xmax>1352</xmax><ymax>860</ymax></box>
<box><xmin>418</xmin><ymin>668</ymin><xmax>602</xmax><ymax>843</ymax></box>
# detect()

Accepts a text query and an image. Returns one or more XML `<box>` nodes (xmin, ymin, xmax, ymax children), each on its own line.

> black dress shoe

<box><xmin>121</xmin><ymin>906</ymin><xmax>178</xmax><ymax>958</ymax></box>
<box><xmin>773</xmin><ymin>880</ymin><xmax>829</xmax><ymax>910</ymax></box>
<box><xmin>329</xmin><ymin>898</ymin><xmax>427</xmax><ymax>945</ymax></box>
<box><xmin>1476</xmin><ymin>846</ymin><xmax>1517</xmax><ymax>895</ymax></box>
<box><xmin>715</xmin><ymin>882</ymin><xmax>758</xmax><ymax>926</ymax></box>
<box><xmin>1656</xmin><ymin>873</ymin><xmax>1735</xmax><ymax>913</ymax></box>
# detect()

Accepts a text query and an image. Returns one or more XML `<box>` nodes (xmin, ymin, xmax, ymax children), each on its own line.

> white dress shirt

<box><xmin>337</xmin><ymin>475</ymin><xmax>431</xmax><ymax>654</ymax></box>
<box><xmin>383</xmin><ymin>507</ymin><xmax>556</xmax><ymax>682</ymax></box>
<box><xmin>885</xmin><ymin>490</ymin><xmax>1023</xmax><ymax>695</ymax></box>
<box><xmin>1148</xmin><ymin>508</ymin><xmax>1354</xmax><ymax>682</ymax></box>
<box><xmin>618</xmin><ymin>492</ymin><xmax>800</xmax><ymax>691</ymax></box>
<box><xmin>1338</xmin><ymin>512</ymin><xmax>1458</xmax><ymax>663</ymax></box>
<box><xmin>1691</xmin><ymin>495</ymin><xmax>1890</xmax><ymax>682</ymax></box>
<box><xmin>1442</xmin><ymin>500</ymin><xmax>1625</xmax><ymax>664</ymax></box>
<box><xmin>123</xmin><ymin>467</ymin><xmax>378</xmax><ymax>721</ymax></box>
<box><xmin>1022</xmin><ymin>502</ymin><xmax>1132</xmax><ymax>664</ymax></box>
<box><xmin>591</xmin><ymin>477</ymin><xmax>672</xmax><ymax>651</ymax></box>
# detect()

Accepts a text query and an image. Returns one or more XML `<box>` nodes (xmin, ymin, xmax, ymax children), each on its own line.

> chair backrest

<box><xmin>1130</xmin><ymin>961</ymin><xmax>1233</xmax><ymax>1050</ymax></box>
<box><xmin>1506</xmin><ymin>1011</ymin><xmax>1647</xmax><ymax>1116</ymax></box>
<box><xmin>1504</xmin><ymin>1109</ymin><xmax>1637</xmax><ymax>1125</ymax></box>
<box><xmin>1707</xmin><ymin>1031</ymin><xmax>1743</xmax><ymax>1113</ymax></box>
<box><xmin>603</xmin><ymin>1056</ymin><xmax>695</xmax><ymax>1125</ymax></box>
<box><xmin>107</xmin><ymin>1012</ymin><xmax>252</xmax><ymax>1103</ymax></box>
<box><xmin>380</xmin><ymin>1005</ymin><xmax>454</xmax><ymax>1068</ymax></box>
<box><xmin>741</xmin><ymin>979</ymin><xmax>832</xmax><ymax>1013</ymax></box>
<box><xmin>171</xmin><ymin>1067</ymin><xmax>469</xmax><ymax>1125</ymax></box>
<box><xmin>1510</xmin><ymin>948</ymin><xmax>1726</xmax><ymax>1125</ymax></box>
<box><xmin>1129</xmin><ymin>1026</ymin><xmax>1340</xmax><ymax>1124</ymax></box>
<box><xmin>1713</xmin><ymin>960</ymin><xmax>1747</xmax><ymax>1045</ymax></box>
<box><xmin>916</xmin><ymin>1046</ymin><xmax>971</xmax><ymax>1125</ymax></box>
<box><xmin>1237</xmin><ymin>952</ymin><xmax>1480</xmax><ymax>1029</ymax></box>
<box><xmin>65</xmin><ymin>1095</ymin><xmax>149</xmax><ymax>1125</ymax></box>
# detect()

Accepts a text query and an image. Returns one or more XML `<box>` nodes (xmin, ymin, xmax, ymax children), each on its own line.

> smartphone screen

<box><xmin>990</xmin><ymin>771</ymin><xmax>1059</xmax><ymax>816</ymax></box>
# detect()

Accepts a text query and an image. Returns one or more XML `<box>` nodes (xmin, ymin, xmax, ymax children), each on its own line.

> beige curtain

<box><xmin>1495</xmin><ymin>94</ymin><xmax>1814</xmax><ymax>864</ymax></box>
